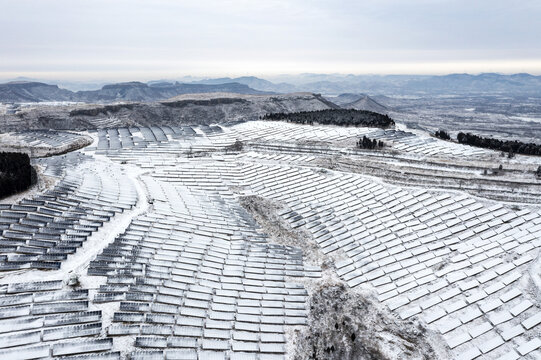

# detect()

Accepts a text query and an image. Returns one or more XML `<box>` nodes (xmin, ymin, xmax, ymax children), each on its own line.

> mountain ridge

<box><xmin>0</xmin><ymin>92</ymin><xmax>336</xmax><ymax>131</ymax></box>
<box><xmin>2</xmin><ymin>73</ymin><xmax>541</xmax><ymax>104</ymax></box>
<box><xmin>0</xmin><ymin>81</ymin><xmax>272</xmax><ymax>103</ymax></box>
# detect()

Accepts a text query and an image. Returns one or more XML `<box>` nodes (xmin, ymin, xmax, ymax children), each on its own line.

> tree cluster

<box><xmin>357</xmin><ymin>136</ymin><xmax>385</xmax><ymax>150</ymax></box>
<box><xmin>536</xmin><ymin>166</ymin><xmax>541</xmax><ymax>178</ymax></box>
<box><xmin>261</xmin><ymin>109</ymin><xmax>395</xmax><ymax>128</ymax></box>
<box><xmin>457</xmin><ymin>132</ymin><xmax>541</xmax><ymax>156</ymax></box>
<box><xmin>0</xmin><ymin>152</ymin><xmax>32</xmax><ymax>198</ymax></box>
<box><xmin>434</xmin><ymin>130</ymin><xmax>451</xmax><ymax>140</ymax></box>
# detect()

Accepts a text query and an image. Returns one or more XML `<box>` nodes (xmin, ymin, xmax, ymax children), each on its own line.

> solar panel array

<box><xmin>144</xmin><ymin>154</ymin><xmax>541</xmax><ymax>359</ymax></box>
<box><xmin>91</xmin><ymin>121</ymin><xmax>492</xmax><ymax>159</ymax></box>
<box><xmin>0</xmin><ymin>120</ymin><xmax>537</xmax><ymax>359</ymax></box>
<box><xmin>11</xmin><ymin>130</ymin><xmax>86</xmax><ymax>149</ymax></box>
<box><xmin>0</xmin><ymin>280</ymin><xmax>114</xmax><ymax>359</ymax></box>
<box><xmin>0</xmin><ymin>171</ymin><xmax>137</xmax><ymax>271</ymax></box>
<box><xmin>86</xmin><ymin>174</ymin><xmax>319</xmax><ymax>359</ymax></box>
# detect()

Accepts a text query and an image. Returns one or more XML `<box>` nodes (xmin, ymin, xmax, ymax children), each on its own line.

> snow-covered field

<box><xmin>1</xmin><ymin>121</ymin><xmax>540</xmax><ymax>359</ymax></box>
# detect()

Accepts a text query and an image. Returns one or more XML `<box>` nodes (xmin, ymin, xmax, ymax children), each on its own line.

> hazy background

<box><xmin>1</xmin><ymin>0</ymin><xmax>540</xmax><ymax>81</ymax></box>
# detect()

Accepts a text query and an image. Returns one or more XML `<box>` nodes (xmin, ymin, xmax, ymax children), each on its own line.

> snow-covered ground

<box><xmin>0</xmin><ymin>121</ymin><xmax>540</xmax><ymax>360</ymax></box>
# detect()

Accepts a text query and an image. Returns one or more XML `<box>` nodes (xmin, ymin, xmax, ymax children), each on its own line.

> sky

<box><xmin>1</xmin><ymin>0</ymin><xmax>541</xmax><ymax>81</ymax></box>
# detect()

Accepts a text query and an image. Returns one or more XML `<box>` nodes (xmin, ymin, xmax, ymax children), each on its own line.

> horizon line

<box><xmin>2</xmin><ymin>71</ymin><xmax>541</xmax><ymax>85</ymax></box>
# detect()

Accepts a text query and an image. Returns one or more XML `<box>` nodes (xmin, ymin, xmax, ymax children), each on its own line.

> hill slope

<box><xmin>343</xmin><ymin>95</ymin><xmax>388</xmax><ymax>113</ymax></box>
<box><xmin>329</xmin><ymin>93</ymin><xmax>388</xmax><ymax>113</ymax></box>
<box><xmin>0</xmin><ymin>82</ymin><xmax>74</xmax><ymax>102</ymax></box>
<box><xmin>1</xmin><ymin>92</ymin><xmax>334</xmax><ymax>131</ymax></box>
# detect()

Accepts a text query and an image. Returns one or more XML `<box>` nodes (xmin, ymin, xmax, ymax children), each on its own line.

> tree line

<box><xmin>457</xmin><ymin>132</ymin><xmax>541</xmax><ymax>156</ymax></box>
<box><xmin>261</xmin><ymin>109</ymin><xmax>395</xmax><ymax>128</ymax></box>
<box><xmin>434</xmin><ymin>129</ymin><xmax>541</xmax><ymax>157</ymax></box>
<box><xmin>0</xmin><ymin>152</ymin><xmax>33</xmax><ymax>198</ymax></box>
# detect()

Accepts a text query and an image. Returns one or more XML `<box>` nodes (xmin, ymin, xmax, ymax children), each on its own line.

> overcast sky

<box><xmin>1</xmin><ymin>0</ymin><xmax>540</xmax><ymax>81</ymax></box>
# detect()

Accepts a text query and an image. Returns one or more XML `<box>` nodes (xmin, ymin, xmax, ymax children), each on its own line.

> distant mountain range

<box><xmin>0</xmin><ymin>81</ymin><xmax>271</xmax><ymax>103</ymax></box>
<box><xmin>190</xmin><ymin>76</ymin><xmax>298</xmax><ymax>93</ymax></box>
<box><xmin>193</xmin><ymin>73</ymin><xmax>541</xmax><ymax>96</ymax></box>
<box><xmin>2</xmin><ymin>73</ymin><xmax>541</xmax><ymax>103</ymax></box>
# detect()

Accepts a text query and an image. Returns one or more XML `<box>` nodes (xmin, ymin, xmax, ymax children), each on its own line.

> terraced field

<box><xmin>1</xmin><ymin>120</ymin><xmax>540</xmax><ymax>359</ymax></box>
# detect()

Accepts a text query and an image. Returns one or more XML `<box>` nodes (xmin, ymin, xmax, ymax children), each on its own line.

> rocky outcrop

<box><xmin>290</xmin><ymin>284</ymin><xmax>448</xmax><ymax>360</ymax></box>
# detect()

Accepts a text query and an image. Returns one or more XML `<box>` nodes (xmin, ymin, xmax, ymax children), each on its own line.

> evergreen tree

<box><xmin>435</xmin><ymin>130</ymin><xmax>451</xmax><ymax>140</ymax></box>
<box><xmin>358</xmin><ymin>136</ymin><xmax>385</xmax><ymax>150</ymax></box>
<box><xmin>262</xmin><ymin>109</ymin><xmax>395</xmax><ymax>129</ymax></box>
<box><xmin>456</xmin><ymin>132</ymin><xmax>541</xmax><ymax>156</ymax></box>
<box><xmin>0</xmin><ymin>152</ymin><xmax>32</xmax><ymax>198</ymax></box>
